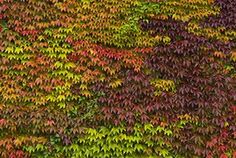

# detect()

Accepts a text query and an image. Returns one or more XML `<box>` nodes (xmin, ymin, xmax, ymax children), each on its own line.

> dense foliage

<box><xmin>0</xmin><ymin>0</ymin><xmax>235</xmax><ymax>157</ymax></box>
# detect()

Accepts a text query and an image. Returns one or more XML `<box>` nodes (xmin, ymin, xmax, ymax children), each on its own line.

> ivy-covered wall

<box><xmin>0</xmin><ymin>0</ymin><xmax>235</xmax><ymax>157</ymax></box>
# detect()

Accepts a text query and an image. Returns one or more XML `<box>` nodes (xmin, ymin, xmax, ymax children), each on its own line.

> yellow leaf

<box><xmin>81</xmin><ymin>90</ymin><xmax>92</xmax><ymax>97</ymax></box>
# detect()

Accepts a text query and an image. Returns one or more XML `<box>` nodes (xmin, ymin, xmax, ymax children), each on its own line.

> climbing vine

<box><xmin>0</xmin><ymin>0</ymin><xmax>235</xmax><ymax>157</ymax></box>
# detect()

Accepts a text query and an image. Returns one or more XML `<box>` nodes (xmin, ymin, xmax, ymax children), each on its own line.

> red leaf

<box><xmin>233</xmin><ymin>151</ymin><xmax>236</xmax><ymax>158</ymax></box>
<box><xmin>220</xmin><ymin>154</ymin><xmax>228</xmax><ymax>158</ymax></box>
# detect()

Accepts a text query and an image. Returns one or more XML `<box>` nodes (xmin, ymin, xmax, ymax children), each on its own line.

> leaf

<box><xmin>134</xmin><ymin>144</ymin><xmax>143</xmax><ymax>151</ymax></box>
<box><xmin>65</xmin><ymin>62</ymin><xmax>76</xmax><ymax>69</ymax></box>
<box><xmin>164</xmin><ymin>130</ymin><xmax>172</xmax><ymax>136</ymax></box>
<box><xmin>81</xmin><ymin>90</ymin><xmax>92</xmax><ymax>97</ymax></box>
<box><xmin>159</xmin><ymin>149</ymin><xmax>169</xmax><ymax>157</ymax></box>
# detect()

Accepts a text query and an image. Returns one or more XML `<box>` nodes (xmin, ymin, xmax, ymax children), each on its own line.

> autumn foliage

<box><xmin>0</xmin><ymin>0</ymin><xmax>236</xmax><ymax>157</ymax></box>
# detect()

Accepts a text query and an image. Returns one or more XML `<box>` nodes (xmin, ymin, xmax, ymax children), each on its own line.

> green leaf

<box><xmin>65</xmin><ymin>62</ymin><xmax>76</xmax><ymax>69</ymax></box>
<box><xmin>164</xmin><ymin>130</ymin><xmax>173</xmax><ymax>136</ymax></box>
<box><xmin>159</xmin><ymin>149</ymin><xmax>169</xmax><ymax>157</ymax></box>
